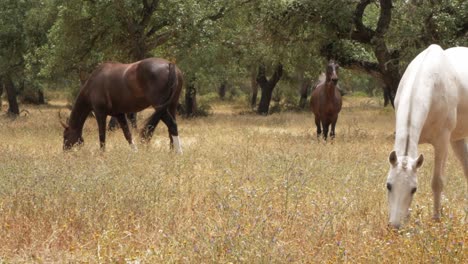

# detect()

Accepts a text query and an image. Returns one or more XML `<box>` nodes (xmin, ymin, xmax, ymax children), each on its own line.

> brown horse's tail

<box><xmin>154</xmin><ymin>63</ymin><xmax>178</xmax><ymax>111</ymax></box>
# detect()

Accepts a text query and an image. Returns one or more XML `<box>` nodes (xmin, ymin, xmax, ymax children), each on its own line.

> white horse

<box><xmin>386</xmin><ymin>44</ymin><xmax>468</xmax><ymax>229</ymax></box>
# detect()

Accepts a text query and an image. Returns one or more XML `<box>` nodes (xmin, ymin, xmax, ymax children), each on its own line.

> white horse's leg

<box><xmin>450</xmin><ymin>139</ymin><xmax>468</xmax><ymax>181</ymax></box>
<box><xmin>432</xmin><ymin>136</ymin><xmax>450</xmax><ymax>220</ymax></box>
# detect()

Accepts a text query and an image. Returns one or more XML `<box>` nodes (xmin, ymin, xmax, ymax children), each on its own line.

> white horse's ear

<box><xmin>414</xmin><ymin>154</ymin><xmax>424</xmax><ymax>169</ymax></box>
<box><xmin>389</xmin><ymin>151</ymin><xmax>397</xmax><ymax>166</ymax></box>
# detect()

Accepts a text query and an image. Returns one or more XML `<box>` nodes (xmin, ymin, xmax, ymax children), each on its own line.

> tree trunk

<box><xmin>383</xmin><ymin>86</ymin><xmax>395</xmax><ymax>108</ymax></box>
<box><xmin>250</xmin><ymin>67</ymin><xmax>258</xmax><ymax>109</ymax></box>
<box><xmin>185</xmin><ymin>82</ymin><xmax>197</xmax><ymax>117</ymax></box>
<box><xmin>319</xmin><ymin>0</ymin><xmax>399</xmax><ymax>108</ymax></box>
<box><xmin>218</xmin><ymin>81</ymin><xmax>227</xmax><ymax>100</ymax></box>
<box><xmin>298</xmin><ymin>71</ymin><xmax>311</xmax><ymax>109</ymax></box>
<box><xmin>3</xmin><ymin>77</ymin><xmax>19</xmax><ymax>116</ymax></box>
<box><xmin>0</xmin><ymin>82</ymin><xmax>3</xmax><ymax>109</ymax></box>
<box><xmin>256</xmin><ymin>63</ymin><xmax>283</xmax><ymax>115</ymax></box>
<box><xmin>37</xmin><ymin>89</ymin><xmax>45</xmax><ymax>104</ymax></box>
<box><xmin>257</xmin><ymin>85</ymin><xmax>274</xmax><ymax>114</ymax></box>
<box><xmin>299</xmin><ymin>86</ymin><xmax>310</xmax><ymax>109</ymax></box>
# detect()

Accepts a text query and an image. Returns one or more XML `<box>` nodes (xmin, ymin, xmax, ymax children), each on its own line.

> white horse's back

<box><xmin>444</xmin><ymin>47</ymin><xmax>468</xmax><ymax>140</ymax></box>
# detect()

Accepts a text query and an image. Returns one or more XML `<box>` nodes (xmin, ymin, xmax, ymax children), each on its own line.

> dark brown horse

<box><xmin>60</xmin><ymin>58</ymin><xmax>183</xmax><ymax>152</ymax></box>
<box><xmin>310</xmin><ymin>60</ymin><xmax>342</xmax><ymax>140</ymax></box>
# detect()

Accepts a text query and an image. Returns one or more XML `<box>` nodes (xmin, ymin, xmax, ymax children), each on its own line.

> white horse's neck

<box><xmin>394</xmin><ymin>87</ymin><xmax>427</xmax><ymax>158</ymax></box>
<box><xmin>394</xmin><ymin>45</ymin><xmax>445</xmax><ymax>158</ymax></box>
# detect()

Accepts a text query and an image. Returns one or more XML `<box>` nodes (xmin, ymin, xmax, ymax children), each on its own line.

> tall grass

<box><xmin>0</xmin><ymin>97</ymin><xmax>465</xmax><ymax>263</ymax></box>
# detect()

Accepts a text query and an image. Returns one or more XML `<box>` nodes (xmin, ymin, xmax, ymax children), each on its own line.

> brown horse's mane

<box><xmin>81</xmin><ymin>64</ymin><xmax>108</xmax><ymax>87</ymax></box>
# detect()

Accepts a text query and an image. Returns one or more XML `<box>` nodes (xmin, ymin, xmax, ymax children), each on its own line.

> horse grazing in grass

<box><xmin>386</xmin><ymin>44</ymin><xmax>468</xmax><ymax>229</ymax></box>
<box><xmin>59</xmin><ymin>58</ymin><xmax>183</xmax><ymax>153</ymax></box>
<box><xmin>310</xmin><ymin>60</ymin><xmax>342</xmax><ymax>140</ymax></box>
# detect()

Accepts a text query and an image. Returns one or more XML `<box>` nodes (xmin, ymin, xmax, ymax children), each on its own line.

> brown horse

<box><xmin>60</xmin><ymin>58</ymin><xmax>183</xmax><ymax>152</ymax></box>
<box><xmin>310</xmin><ymin>60</ymin><xmax>342</xmax><ymax>140</ymax></box>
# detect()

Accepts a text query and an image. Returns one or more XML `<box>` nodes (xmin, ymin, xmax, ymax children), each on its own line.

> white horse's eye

<box><xmin>386</xmin><ymin>183</ymin><xmax>392</xmax><ymax>192</ymax></box>
<box><xmin>411</xmin><ymin>187</ymin><xmax>417</xmax><ymax>195</ymax></box>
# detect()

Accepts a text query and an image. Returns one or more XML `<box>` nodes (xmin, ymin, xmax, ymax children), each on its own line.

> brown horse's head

<box><xmin>59</xmin><ymin>111</ymin><xmax>83</xmax><ymax>150</ymax></box>
<box><xmin>62</xmin><ymin>127</ymin><xmax>84</xmax><ymax>150</ymax></box>
<box><xmin>326</xmin><ymin>60</ymin><xmax>339</xmax><ymax>85</ymax></box>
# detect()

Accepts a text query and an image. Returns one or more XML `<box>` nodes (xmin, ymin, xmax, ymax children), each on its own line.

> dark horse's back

<box><xmin>82</xmin><ymin>58</ymin><xmax>182</xmax><ymax>116</ymax></box>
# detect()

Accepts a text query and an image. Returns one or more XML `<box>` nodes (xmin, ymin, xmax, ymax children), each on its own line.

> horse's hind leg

<box><xmin>140</xmin><ymin>110</ymin><xmax>164</xmax><ymax>143</ymax></box>
<box><xmin>161</xmin><ymin>110</ymin><xmax>182</xmax><ymax>154</ymax></box>
<box><xmin>451</xmin><ymin>139</ymin><xmax>468</xmax><ymax>182</ymax></box>
<box><xmin>108</xmin><ymin>113</ymin><xmax>137</xmax><ymax>131</ymax></box>
<box><xmin>314</xmin><ymin>116</ymin><xmax>322</xmax><ymax>139</ymax></box>
<box><xmin>330</xmin><ymin>122</ymin><xmax>336</xmax><ymax>139</ymax></box>
<box><xmin>330</xmin><ymin>117</ymin><xmax>338</xmax><ymax>139</ymax></box>
<box><xmin>116</xmin><ymin>113</ymin><xmax>136</xmax><ymax>151</ymax></box>
<box><xmin>127</xmin><ymin>112</ymin><xmax>137</xmax><ymax>129</ymax></box>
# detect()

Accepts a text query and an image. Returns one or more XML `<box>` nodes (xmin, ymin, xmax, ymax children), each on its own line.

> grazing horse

<box><xmin>60</xmin><ymin>58</ymin><xmax>183</xmax><ymax>153</ymax></box>
<box><xmin>386</xmin><ymin>44</ymin><xmax>468</xmax><ymax>229</ymax></box>
<box><xmin>310</xmin><ymin>60</ymin><xmax>342</xmax><ymax>140</ymax></box>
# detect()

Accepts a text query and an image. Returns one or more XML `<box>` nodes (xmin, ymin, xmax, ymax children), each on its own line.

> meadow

<box><xmin>0</xmin><ymin>97</ymin><xmax>466</xmax><ymax>263</ymax></box>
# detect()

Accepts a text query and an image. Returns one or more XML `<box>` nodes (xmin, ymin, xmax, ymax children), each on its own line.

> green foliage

<box><xmin>0</xmin><ymin>0</ymin><xmax>466</xmax><ymax>107</ymax></box>
<box><xmin>0</xmin><ymin>0</ymin><xmax>27</xmax><ymax>77</ymax></box>
<box><xmin>340</xmin><ymin>69</ymin><xmax>382</xmax><ymax>96</ymax></box>
<box><xmin>389</xmin><ymin>0</ymin><xmax>468</xmax><ymax>64</ymax></box>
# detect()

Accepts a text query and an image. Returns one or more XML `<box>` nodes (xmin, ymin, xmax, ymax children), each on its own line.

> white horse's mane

<box><xmin>394</xmin><ymin>44</ymin><xmax>448</xmax><ymax>157</ymax></box>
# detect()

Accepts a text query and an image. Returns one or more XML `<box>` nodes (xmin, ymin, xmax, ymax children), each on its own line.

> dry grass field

<box><xmin>0</xmin><ymin>97</ymin><xmax>466</xmax><ymax>263</ymax></box>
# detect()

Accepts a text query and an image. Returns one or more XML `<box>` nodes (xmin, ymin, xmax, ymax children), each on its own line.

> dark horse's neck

<box><xmin>69</xmin><ymin>94</ymin><xmax>91</xmax><ymax>133</ymax></box>
<box><xmin>325</xmin><ymin>80</ymin><xmax>337</xmax><ymax>98</ymax></box>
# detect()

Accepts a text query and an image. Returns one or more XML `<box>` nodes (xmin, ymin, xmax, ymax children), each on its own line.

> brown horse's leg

<box><xmin>140</xmin><ymin>110</ymin><xmax>164</xmax><ymax>143</ymax></box>
<box><xmin>161</xmin><ymin>110</ymin><xmax>182</xmax><ymax>153</ymax></box>
<box><xmin>314</xmin><ymin>116</ymin><xmax>322</xmax><ymax>139</ymax></box>
<box><xmin>322</xmin><ymin>121</ymin><xmax>330</xmax><ymax>141</ymax></box>
<box><xmin>116</xmin><ymin>114</ymin><xmax>136</xmax><ymax>150</ymax></box>
<box><xmin>109</xmin><ymin>113</ymin><xmax>137</xmax><ymax>131</ymax></box>
<box><xmin>167</xmin><ymin>103</ymin><xmax>178</xmax><ymax>148</ymax></box>
<box><xmin>127</xmin><ymin>112</ymin><xmax>137</xmax><ymax>129</ymax></box>
<box><xmin>330</xmin><ymin>117</ymin><xmax>338</xmax><ymax>139</ymax></box>
<box><xmin>95</xmin><ymin>112</ymin><xmax>107</xmax><ymax>150</ymax></box>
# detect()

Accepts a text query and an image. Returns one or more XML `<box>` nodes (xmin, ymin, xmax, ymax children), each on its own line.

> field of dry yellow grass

<box><xmin>0</xmin><ymin>96</ymin><xmax>466</xmax><ymax>263</ymax></box>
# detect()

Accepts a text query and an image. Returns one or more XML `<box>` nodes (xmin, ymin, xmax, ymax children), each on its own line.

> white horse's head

<box><xmin>386</xmin><ymin>151</ymin><xmax>424</xmax><ymax>229</ymax></box>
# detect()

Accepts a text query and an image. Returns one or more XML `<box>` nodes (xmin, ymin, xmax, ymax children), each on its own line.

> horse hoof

<box><xmin>131</xmin><ymin>144</ymin><xmax>138</xmax><ymax>152</ymax></box>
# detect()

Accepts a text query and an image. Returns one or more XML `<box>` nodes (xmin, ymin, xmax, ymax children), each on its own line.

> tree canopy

<box><xmin>1</xmin><ymin>0</ymin><xmax>466</xmax><ymax>115</ymax></box>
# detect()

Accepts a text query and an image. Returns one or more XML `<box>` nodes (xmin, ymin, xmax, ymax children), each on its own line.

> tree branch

<box><xmin>139</xmin><ymin>0</ymin><xmax>160</xmax><ymax>29</ymax></box>
<box><xmin>256</xmin><ymin>63</ymin><xmax>283</xmax><ymax>87</ymax></box>
<box><xmin>351</xmin><ymin>0</ymin><xmax>374</xmax><ymax>43</ymax></box>
<box><xmin>456</xmin><ymin>22</ymin><xmax>468</xmax><ymax>38</ymax></box>
<box><xmin>198</xmin><ymin>0</ymin><xmax>254</xmax><ymax>26</ymax></box>
<box><xmin>375</xmin><ymin>0</ymin><xmax>392</xmax><ymax>38</ymax></box>
<box><xmin>269</xmin><ymin>64</ymin><xmax>283</xmax><ymax>86</ymax></box>
<box><xmin>256</xmin><ymin>64</ymin><xmax>268</xmax><ymax>86</ymax></box>
<box><xmin>146</xmin><ymin>19</ymin><xmax>170</xmax><ymax>37</ymax></box>
<box><xmin>146</xmin><ymin>30</ymin><xmax>176</xmax><ymax>48</ymax></box>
